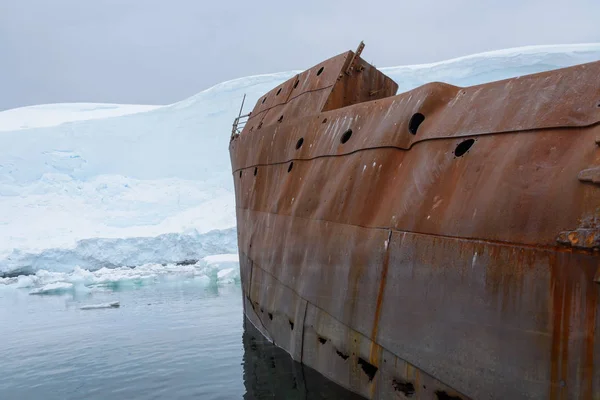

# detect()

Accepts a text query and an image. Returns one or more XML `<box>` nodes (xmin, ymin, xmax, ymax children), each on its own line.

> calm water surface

<box><xmin>0</xmin><ymin>279</ymin><xmax>363</xmax><ymax>399</ymax></box>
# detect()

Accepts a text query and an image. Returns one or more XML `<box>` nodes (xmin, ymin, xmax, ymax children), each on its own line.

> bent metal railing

<box><xmin>231</xmin><ymin>112</ymin><xmax>250</xmax><ymax>136</ymax></box>
<box><xmin>231</xmin><ymin>94</ymin><xmax>250</xmax><ymax>141</ymax></box>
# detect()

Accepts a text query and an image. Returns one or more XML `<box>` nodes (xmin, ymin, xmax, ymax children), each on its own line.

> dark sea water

<box><xmin>0</xmin><ymin>279</ymin><xmax>363</xmax><ymax>399</ymax></box>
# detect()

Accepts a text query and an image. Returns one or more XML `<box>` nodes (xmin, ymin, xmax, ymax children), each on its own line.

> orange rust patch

<box><xmin>370</xmin><ymin>232</ymin><xmax>391</xmax><ymax>353</ymax></box>
<box><xmin>580</xmin><ymin>284</ymin><xmax>597</xmax><ymax>399</ymax></box>
<box><xmin>549</xmin><ymin>260</ymin><xmax>572</xmax><ymax>400</ymax></box>
<box><xmin>568</xmin><ymin>232</ymin><xmax>580</xmax><ymax>246</ymax></box>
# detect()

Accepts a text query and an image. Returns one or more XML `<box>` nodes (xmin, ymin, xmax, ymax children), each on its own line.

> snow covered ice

<box><xmin>0</xmin><ymin>103</ymin><xmax>160</xmax><ymax>132</ymax></box>
<box><xmin>1</xmin><ymin>44</ymin><xmax>599</xmax><ymax>293</ymax></box>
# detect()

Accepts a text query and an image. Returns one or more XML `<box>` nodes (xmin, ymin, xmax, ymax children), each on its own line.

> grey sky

<box><xmin>1</xmin><ymin>0</ymin><xmax>598</xmax><ymax>111</ymax></box>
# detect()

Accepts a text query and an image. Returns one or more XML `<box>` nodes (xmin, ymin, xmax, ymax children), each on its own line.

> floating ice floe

<box><xmin>80</xmin><ymin>301</ymin><xmax>120</xmax><ymax>310</ymax></box>
<box><xmin>29</xmin><ymin>282</ymin><xmax>74</xmax><ymax>295</ymax></box>
<box><xmin>1</xmin><ymin>253</ymin><xmax>241</xmax><ymax>295</ymax></box>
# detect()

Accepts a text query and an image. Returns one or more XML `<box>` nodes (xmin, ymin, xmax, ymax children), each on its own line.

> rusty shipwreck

<box><xmin>228</xmin><ymin>43</ymin><xmax>600</xmax><ymax>399</ymax></box>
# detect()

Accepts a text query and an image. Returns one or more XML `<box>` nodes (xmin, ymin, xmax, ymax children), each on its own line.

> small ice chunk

<box><xmin>0</xmin><ymin>277</ymin><xmax>17</xmax><ymax>286</ymax></box>
<box><xmin>217</xmin><ymin>268</ymin><xmax>238</xmax><ymax>283</ymax></box>
<box><xmin>16</xmin><ymin>275</ymin><xmax>35</xmax><ymax>288</ymax></box>
<box><xmin>80</xmin><ymin>301</ymin><xmax>120</xmax><ymax>310</ymax></box>
<box><xmin>217</xmin><ymin>268</ymin><xmax>236</xmax><ymax>279</ymax></box>
<box><xmin>29</xmin><ymin>282</ymin><xmax>73</xmax><ymax>295</ymax></box>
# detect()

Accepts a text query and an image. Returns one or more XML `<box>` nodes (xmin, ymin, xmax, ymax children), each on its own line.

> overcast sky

<box><xmin>1</xmin><ymin>0</ymin><xmax>599</xmax><ymax>111</ymax></box>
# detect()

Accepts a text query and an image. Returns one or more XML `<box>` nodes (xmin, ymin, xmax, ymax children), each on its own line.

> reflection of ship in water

<box><xmin>242</xmin><ymin>317</ymin><xmax>365</xmax><ymax>400</ymax></box>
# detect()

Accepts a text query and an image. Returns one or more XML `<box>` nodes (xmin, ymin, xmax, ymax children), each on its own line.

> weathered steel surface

<box><xmin>241</xmin><ymin>313</ymin><xmax>367</xmax><ymax>400</ymax></box>
<box><xmin>241</xmin><ymin>254</ymin><xmax>468</xmax><ymax>400</ymax></box>
<box><xmin>234</xmin><ymin>128</ymin><xmax>600</xmax><ymax>248</ymax></box>
<box><xmin>236</xmin><ymin>207</ymin><xmax>599</xmax><ymax>399</ymax></box>
<box><xmin>232</xmin><ymin>61</ymin><xmax>600</xmax><ymax>169</ymax></box>
<box><xmin>322</xmin><ymin>56</ymin><xmax>398</xmax><ymax>112</ymax></box>
<box><xmin>229</xmin><ymin>47</ymin><xmax>600</xmax><ymax>399</ymax></box>
<box><xmin>242</xmin><ymin>51</ymin><xmax>398</xmax><ymax>136</ymax></box>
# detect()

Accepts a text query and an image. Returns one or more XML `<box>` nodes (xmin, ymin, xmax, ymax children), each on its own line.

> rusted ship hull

<box><xmin>229</xmin><ymin>46</ymin><xmax>600</xmax><ymax>399</ymax></box>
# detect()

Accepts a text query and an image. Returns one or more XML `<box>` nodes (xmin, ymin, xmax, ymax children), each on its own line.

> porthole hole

<box><xmin>258</xmin><ymin>122</ymin><xmax>263</xmax><ymax>130</ymax></box>
<box><xmin>357</xmin><ymin>358</ymin><xmax>378</xmax><ymax>382</ymax></box>
<box><xmin>340</xmin><ymin>129</ymin><xmax>353</xmax><ymax>144</ymax></box>
<box><xmin>293</xmin><ymin>80</ymin><xmax>299</xmax><ymax>89</ymax></box>
<box><xmin>317</xmin><ymin>66</ymin><xmax>324</xmax><ymax>76</ymax></box>
<box><xmin>322</xmin><ymin>118</ymin><xmax>328</xmax><ymax>124</ymax></box>
<box><xmin>289</xmin><ymin>320</ymin><xmax>294</xmax><ymax>330</ymax></box>
<box><xmin>392</xmin><ymin>379</ymin><xmax>416</xmax><ymax>397</ymax></box>
<box><xmin>408</xmin><ymin>113</ymin><xmax>425</xmax><ymax>135</ymax></box>
<box><xmin>253</xmin><ymin>167</ymin><xmax>257</xmax><ymax>176</ymax></box>
<box><xmin>239</xmin><ymin>171</ymin><xmax>242</xmax><ymax>178</ymax></box>
<box><xmin>276</xmin><ymin>88</ymin><xmax>282</xmax><ymax>96</ymax></box>
<box><xmin>318</xmin><ymin>336</ymin><xmax>327</xmax><ymax>344</ymax></box>
<box><xmin>278</xmin><ymin>115</ymin><xmax>284</xmax><ymax>123</ymax></box>
<box><xmin>262</xmin><ymin>97</ymin><xmax>266</xmax><ymax>104</ymax></box>
<box><xmin>295</xmin><ymin>137</ymin><xmax>304</xmax><ymax>150</ymax></box>
<box><xmin>454</xmin><ymin>139</ymin><xmax>475</xmax><ymax>157</ymax></box>
<box><xmin>268</xmin><ymin>312</ymin><xmax>273</xmax><ymax>320</ymax></box>
<box><xmin>288</xmin><ymin>162</ymin><xmax>294</xmax><ymax>173</ymax></box>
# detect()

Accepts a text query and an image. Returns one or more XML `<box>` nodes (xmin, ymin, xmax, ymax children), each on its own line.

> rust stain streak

<box><xmin>347</xmin><ymin>252</ymin><xmax>365</xmax><ymax>343</ymax></box>
<box><xmin>366</xmin><ymin>231</ymin><xmax>393</xmax><ymax>399</ymax></box>
<box><xmin>550</xmin><ymin>271</ymin><xmax>561</xmax><ymax>400</ymax></box>
<box><xmin>370</xmin><ymin>230</ymin><xmax>392</xmax><ymax>354</ymax></box>
<box><xmin>299</xmin><ymin>300</ymin><xmax>309</xmax><ymax>363</ymax></box>
<box><xmin>550</xmin><ymin>262</ymin><xmax>572</xmax><ymax>400</ymax></box>
<box><xmin>581</xmin><ymin>273</ymin><xmax>598</xmax><ymax>399</ymax></box>
<box><xmin>368</xmin><ymin>343</ymin><xmax>381</xmax><ymax>399</ymax></box>
<box><xmin>560</xmin><ymin>277</ymin><xmax>572</xmax><ymax>400</ymax></box>
<box><xmin>248</xmin><ymin>257</ymin><xmax>254</xmax><ymax>298</ymax></box>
